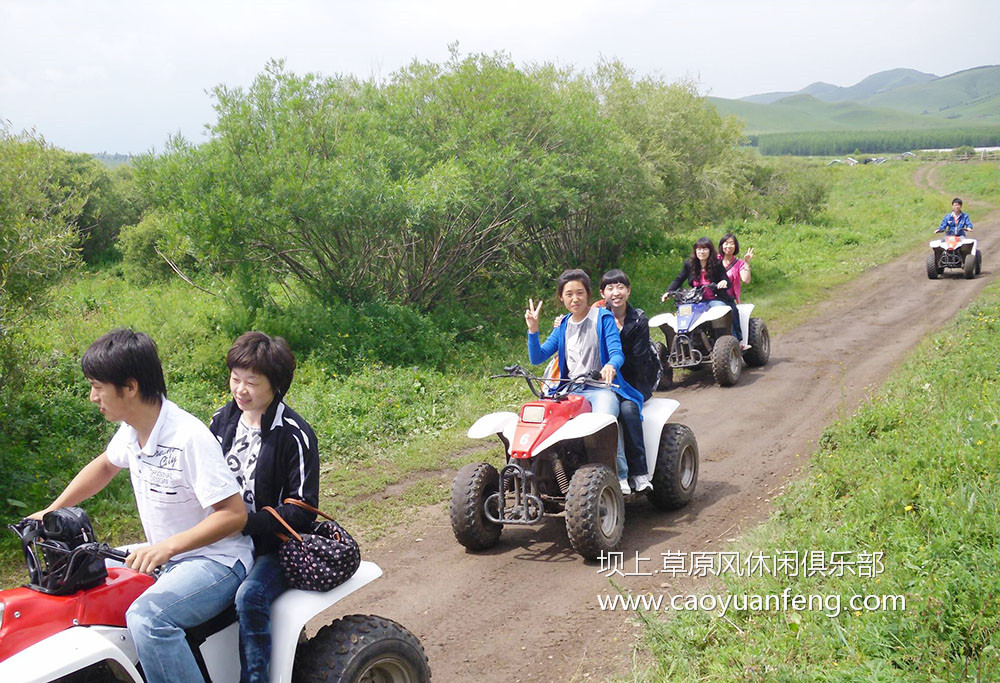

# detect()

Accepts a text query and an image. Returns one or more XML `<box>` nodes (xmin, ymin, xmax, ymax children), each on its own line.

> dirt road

<box><xmin>330</xmin><ymin>166</ymin><xmax>1000</xmax><ymax>682</ymax></box>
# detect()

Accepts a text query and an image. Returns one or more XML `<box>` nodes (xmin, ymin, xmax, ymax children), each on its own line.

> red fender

<box><xmin>0</xmin><ymin>568</ymin><xmax>153</xmax><ymax>663</ymax></box>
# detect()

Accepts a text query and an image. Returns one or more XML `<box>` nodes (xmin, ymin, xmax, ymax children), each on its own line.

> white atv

<box><xmin>649</xmin><ymin>287</ymin><xmax>770</xmax><ymax>387</ymax></box>
<box><xmin>451</xmin><ymin>366</ymin><xmax>699</xmax><ymax>560</ymax></box>
<box><xmin>0</xmin><ymin>511</ymin><xmax>431</xmax><ymax>683</ymax></box>
<box><xmin>927</xmin><ymin>233</ymin><xmax>980</xmax><ymax>279</ymax></box>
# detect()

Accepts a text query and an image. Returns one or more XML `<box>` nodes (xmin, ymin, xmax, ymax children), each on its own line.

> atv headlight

<box><xmin>521</xmin><ymin>405</ymin><xmax>545</xmax><ymax>423</ymax></box>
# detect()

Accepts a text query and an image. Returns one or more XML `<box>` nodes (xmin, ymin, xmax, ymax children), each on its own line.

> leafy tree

<box><xmin>137</xmin><ymin>55</ymin><xmax>660</xmax><ymax>310</ymax></box>
<box><xmin>0</xmin><ymin>129</ymin><xmax>83</xmax><ymax>388</ymax></box>
<box><xmin>593</xmin><ymin>61</ymin><xmax>747</xmax><ymax>223</ymax></box>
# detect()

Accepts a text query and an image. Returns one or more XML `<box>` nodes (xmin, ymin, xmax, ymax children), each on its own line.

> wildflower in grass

<box><xmin>904</xmin><ymin>504</ymin><xmax>914</xmax><ymax>511</ymax></box>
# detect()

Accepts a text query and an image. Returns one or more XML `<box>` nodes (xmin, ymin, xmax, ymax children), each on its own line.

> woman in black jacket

<box><xmin>661</xmin><ymin>236</ymin><xmax>742</xmax><ymax>344</ymax></box>
<box><xmin>209</xmin><ymin>331</ymin><xmax>320</xmax><ymax>683</ymax></box>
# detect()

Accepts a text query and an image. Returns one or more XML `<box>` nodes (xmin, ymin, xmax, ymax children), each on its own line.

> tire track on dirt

<box><xmin>322</xmin><ymin>171</ymin><xmax>1000</xmax><ymax>682</ymax></box>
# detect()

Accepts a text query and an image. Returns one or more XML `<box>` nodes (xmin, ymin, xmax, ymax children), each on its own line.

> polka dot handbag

<box><xmin>263</xmin><ymin>499</ymin><xmax>361</xmax><ymax>592</ymax></box>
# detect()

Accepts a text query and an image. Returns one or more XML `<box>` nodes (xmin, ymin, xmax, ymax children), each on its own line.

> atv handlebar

<box><xmin>10</xmin><ymin>518</ymin><xmax>145</xmax><ymax>582</ymax></box>
<box><xmin>494</xmin><ymin>364</ymin><xmax>614</xmax><ymax>398</ymax></box>
<box><xmin>664</xmin><ymin>285</ymin><xmax>713</xmax><ymax>306</ymax></box>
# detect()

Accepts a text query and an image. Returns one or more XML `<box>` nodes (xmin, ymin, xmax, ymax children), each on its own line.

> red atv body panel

<box><xmin>0</xmin><ymin>567</ymin><xmax>153</xmax><ymax>663</ymax></box>
<box><xmin>510</xmin><ymin>394</ymin><xmax>591</xmax><ymax>459</ymax></box>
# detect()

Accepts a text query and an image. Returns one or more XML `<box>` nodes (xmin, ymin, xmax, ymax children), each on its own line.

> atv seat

<box><xmin>185</xmin><ymin>605</ymin><xmax>238</xmax><ymax>679</ymax></box>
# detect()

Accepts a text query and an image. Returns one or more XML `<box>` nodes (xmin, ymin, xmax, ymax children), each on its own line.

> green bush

<box><xmin>251</xmin><ymin>297</ymin><xmax>455</xmax><ymax>371</ymax></box>
<box><xmin>118</xmin><ymin>209</ymin><xmax>199</xmax><ymax>284</ymax></box>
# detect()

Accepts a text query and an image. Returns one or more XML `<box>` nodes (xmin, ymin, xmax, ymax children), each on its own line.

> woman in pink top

<box><xmin>718</xmin><ymin>233</ymin><xmax>754</xmax><ymax>304</ymax></box>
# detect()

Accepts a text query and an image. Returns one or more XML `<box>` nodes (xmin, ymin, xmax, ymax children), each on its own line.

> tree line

<box><xmin>750</xmin><ymin>127</ymin><xmax>1000</xmax><ymax>156</ymax></box>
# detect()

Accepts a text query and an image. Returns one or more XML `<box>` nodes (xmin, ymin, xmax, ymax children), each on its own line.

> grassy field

<box><xmin>0</xmin><ymin>159</ymin><xmax>988</xmax><ymax>587</ymax></box>
<box><xmin>934</xmin><ymin>162</ymin><xmax>1000</xmax><ymax>208</ymax></box>
<box><xmin>631</xmin><ymin>277</ymin><xmax>1000</xmax><ymax>682</ymax></box>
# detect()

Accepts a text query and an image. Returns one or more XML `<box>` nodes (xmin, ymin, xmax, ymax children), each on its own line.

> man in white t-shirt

<box><xmin>31</xmin><ymin>329</ymin><xmax>253</xmax><ymax>683</ymax></box>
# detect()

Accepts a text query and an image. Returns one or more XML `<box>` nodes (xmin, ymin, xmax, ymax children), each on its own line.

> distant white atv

<box><xmin>927</xmin><ymin>233</ymin><xmax>980</xmax><ymax>279</ymax></box>
<box><xmin>649</xmin><ymin>287</ymin><xmax>770</xmax><ymax>387</ymax></box>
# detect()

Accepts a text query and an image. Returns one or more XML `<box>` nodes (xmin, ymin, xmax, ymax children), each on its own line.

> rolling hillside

<box><xmin>716</xmin><ymin>65</ymin><xmax>1000</xmax><ymax>134</ymax></box>
<box><xmin>742</xmin><ymin>68</ymin><xmax>937</xmax><ymax>105</ymax></box>
<box><xmin>861</xmin><ymin>65</ymin><xmax>1000</xmax><ymax>120</ymax></box>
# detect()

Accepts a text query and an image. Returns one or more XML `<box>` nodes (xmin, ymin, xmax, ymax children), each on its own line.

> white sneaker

<box><xmin>633</xmin><ymin>474</ymin><xmax>653</xmax><ymax>492</ymax></box>
<box><xmin>619</xmin><ymin>479</ymin><xmax>631</xmax><ymax>495</ymax></box>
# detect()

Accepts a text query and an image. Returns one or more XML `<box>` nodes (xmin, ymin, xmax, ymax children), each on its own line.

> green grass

<box><xmin>630</xmin><ymin>280</ymin><xmax>1000</xmax><ymax>681</ymax></box>
<box><xmin>933</xmin><ymin>162</ymin><xmax>1000</xmax><ymax>208</ymax></box>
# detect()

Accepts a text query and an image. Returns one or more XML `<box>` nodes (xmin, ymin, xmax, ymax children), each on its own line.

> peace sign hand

<box><xmin>525</xmin><ymin>298</ymin><xmax>543</xmax><ymax>333</ymax></box>
<box><xmin>744</xmin><ymin>247</ymin><xmax>754</xmax><ymax>262</ymax></box>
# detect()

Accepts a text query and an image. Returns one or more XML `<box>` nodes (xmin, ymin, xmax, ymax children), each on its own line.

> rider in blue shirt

<box><xmin>937</xmin><ymin>198</ymin><xmax>974</xmax><ymax>236</ymax></box>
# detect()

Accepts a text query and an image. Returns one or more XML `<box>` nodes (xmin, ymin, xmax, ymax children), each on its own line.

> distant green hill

<box><xmin>860</xmin><ymin>65</ymin><xmax>1000</xmax><ymax>122</ymax></box>
<box><xmin>712</xmin><ymin>65</ymin><xmax>1000</xmax><ymax>135</ymax></box>
<box><xmin>708</xmin><ymin>94</ymin><xmax>970</xmax><ymax>134</ymax></box>
<box><xmin>742</xmin><ymin>68</ymin><xmax>937</xmax><ymax>105</ymax></box>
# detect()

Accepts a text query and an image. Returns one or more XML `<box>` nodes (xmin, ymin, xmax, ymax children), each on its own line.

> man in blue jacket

<box><xmin>937</xmin><ymin>198</ymin><xmax>974</xmax><ymax>236</ymax></box>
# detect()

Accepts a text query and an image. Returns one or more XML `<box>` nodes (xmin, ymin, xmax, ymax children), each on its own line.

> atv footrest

<box><xmin>485</xmin><ymin>463</ymin><xmax>544</xmax><ymax>525</ymax></box>
<box><xmin>669</xmin><ymin>334</ymin><xmax>703</xmax><ymax>368</ymax></box>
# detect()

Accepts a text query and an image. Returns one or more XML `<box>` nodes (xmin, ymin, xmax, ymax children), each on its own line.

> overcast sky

<box><xmin>2</xmin><ymin>0</ymin><xmax>997</xmax><ymax>154</ymax></box>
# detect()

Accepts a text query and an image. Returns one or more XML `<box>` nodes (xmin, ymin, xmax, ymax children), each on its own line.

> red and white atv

<box><xmin>0</xmin><ymin>509</ymin><xmax>431</xmax><ymax>683</ymax></box>
<box><xmin>450</xmin><ymin>366</ymin><xmax>699</xmax><ymax>560</ymax></box>
<box><xmin>927</xmin><ymin>233</ymin><xmax>980</xmax><ymax>279</ymax></box>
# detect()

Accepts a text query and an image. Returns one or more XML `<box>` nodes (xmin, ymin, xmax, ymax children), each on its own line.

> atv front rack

<box><xmin>484</xmin><ymin>463</ymin><xmax>545</xmax><ymax>525</ymax></box>
<box><xmin>669</xmin><ymin>334</ymin><xmax>704</xmax><ymax>368</ymax></box>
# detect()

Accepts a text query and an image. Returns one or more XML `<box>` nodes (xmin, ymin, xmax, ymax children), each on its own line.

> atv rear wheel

<box><xmin>646</xmin><ymin>423</ymin><xmax>699</xmax><ymax>510</ymax></box>
<box><xmin>711</xmin><ymin>335</ymin><xmax>742</xmax><ymax>386</ymax></box>
<box><xmin>565</xmin><ymin>464</ymin><xmax>624</xmax><ymax>560</ymax></box>
<box><xmin>926</xmin><ymin>252</ymin><xmax>939</xmax><ymax>279</ymax></box>
<box><xmin>449</xmin><ymin>462</ymin><xmax>502</xmax><ymax>551</ymax></box>
<box><xmin>743</xmin><ymin>318</ymin><xmax>770</xmax><ymax>367</ymax></box>
<box><xmin>293</xmin><ymin>614</ymin><xmax>431</xmax><ymax>683</ymax></box>
<box><xmin>653</xmin><ymin>341</ymin><xmax>672</xmax><ymax>390</ymax></box>
<box><xmin>976</xmin><ymin>250</ymin><xmax>982</xmax><ymax>275</ymax></box>
<box><xmin>964</xmin><ymin>252</ymin><xmax>977</xmax><ymax>279</ymax></box>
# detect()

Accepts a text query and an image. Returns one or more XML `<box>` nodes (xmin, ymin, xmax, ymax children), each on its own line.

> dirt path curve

<box><xmin>329</xmin><ymin>165</ymin><xmax>1000</xmax><ymax>682</ymax></box>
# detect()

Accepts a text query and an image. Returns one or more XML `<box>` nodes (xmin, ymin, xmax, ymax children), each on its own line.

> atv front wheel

<box><xmin>711</xmin><ymin>335</ymin><xmax>742</xmax><ymax>386</ymax></box>
<box><xmin>565</xmin><ymin>464</ymin><xmax>624</xmax><ymax>560</ymax></box>
<box><xmin>926</xmin><ymin>252</ymin><xmax>939</xmax><ymax>279</ymax></box>
<box><xmin>449</xmin><ymin>462</ymin><xmax>502</xmax><ymax>551</ymax></box>
<box><xmin>653</xmin><ymin>341</ymin><xmax>672</xmax><ymax>391</ymax></box>
<box><xmin>743</xmin><ymin>318</ymin><xmax>770</xmax><ymax>367</ymax></box>
<box><xmin>647</xmin><ymin>423</ymin><xmax>699</xmax><ymax>510</ymax></box>
<box><xmin>293</xmin><ymin>614</ymin><xmax>431</xmax><ymax>683</ymax></box>
<box><xmin>964</xmin><ymin>252</ymin><xmax>977</xmax><ymax>279</ymax></box>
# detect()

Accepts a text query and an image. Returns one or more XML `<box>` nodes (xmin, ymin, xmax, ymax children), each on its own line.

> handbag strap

<box><xmin>282</xmin><ymin>497</ymin><xmax>337</xmax><ymax>523</ymax></box>
<box><xmin>263</xmin><ymin>506</ymin><xmax>302</xmax><ymax>543</ymax></box>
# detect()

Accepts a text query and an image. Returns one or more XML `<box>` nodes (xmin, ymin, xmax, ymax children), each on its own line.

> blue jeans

<box><xmin>708</xmin><ymin>299</ymin><xmax>742</xmax><ymax>341</ymax></box>
<box><xmin>236</xmin><ymin>552</ymin><xmax>288</xmax><ymax>683</ymax></box>
<box><xmin>615</xmin><ymin>396</ymin><xmax>647</xmax><ymax>479</ymax></box>
<box><xmin>575</xmin><ymin>387</ymin><xmax>627</xmax><ymax>479</ymax></box>
<box><xmin>126</xmin><ymin>557</ymin><xmax>247</xmax><ymax>683</ymax></box>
